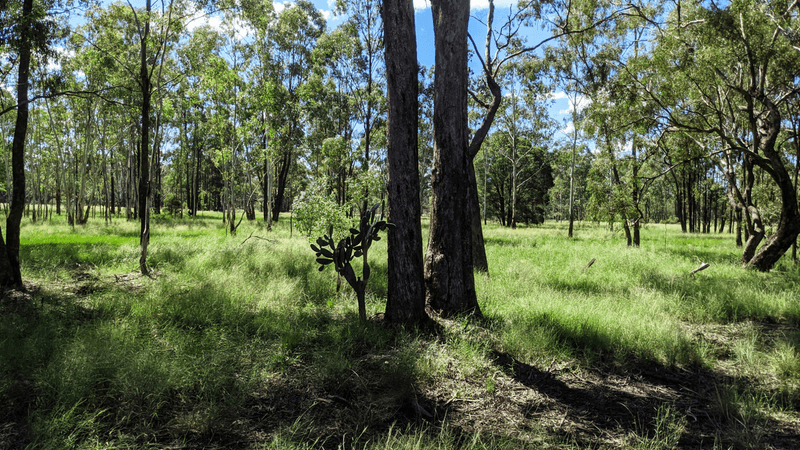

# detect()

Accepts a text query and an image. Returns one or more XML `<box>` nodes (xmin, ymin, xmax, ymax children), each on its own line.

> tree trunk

<box><xmin>466</xmin><ymin>162</ymin><xmax>488</xmax><ymax>272</ymax></box>
<box><xmin>272</xmin><ymin>149</ymin><xmax>292</xmax><ymax>222</ymax></box>
<box><xmin>424</xmin><ymin>0</ymin><xmax>480</xmax><ymax>317</ymax></box>
<box><xmin>138</xmin><ymin>0</ymin><xmax>152</xmax><ymax>276</ymax></box>
<box><xmin>623</xmin><ymin>219</ymin><xmax>632</xmax><ymax>247</ymax></box>
<box><xmin>0</xmin><ymin>0</ymin><xmax>33</xmax><ymax>288</ymax></box>
<box><xmin>383</xmin><ymin>0</ymin><xmax>428</xmax><ymax>325</ymax></box>
<box><xmin>745</xmin><ymin>102</ymin><xmax>800</xmax><ymax>270</ymax></box>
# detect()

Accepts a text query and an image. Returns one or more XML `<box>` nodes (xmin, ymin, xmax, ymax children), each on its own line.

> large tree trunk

<box><xmin>138</xmin><ymin>0</ymin><xmax>152</xmax><ymax>276</ymax></box>
<box><xmin>383</xmin><ymin>0</ymin><xmax>427</xmax><ymax>325</ymax></box>
<box><xmin>424</xmin><ymin>0</ymin><xmax>480</xmax><ymax>317</ymax></box>
<box><xmin>0</xmin><ymin>0</ymin><xmax>33</xmax><ymax>288</ymax></box>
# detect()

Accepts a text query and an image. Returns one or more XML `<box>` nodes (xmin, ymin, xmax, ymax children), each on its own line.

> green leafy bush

<box><xmin>294</xmin><ymin>181</ymin><xmax>350</xmax><ymax>241</ymax></box>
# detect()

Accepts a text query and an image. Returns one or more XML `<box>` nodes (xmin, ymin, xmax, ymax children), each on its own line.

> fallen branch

<box><xmin>240</xmin><ymin>231</ymin><xmax>277</xmax><ymax>246</ymax></box>
<box><xmin>582</xmin><ymin>258</ymin><xmax>596</xmax><ymax>272</ymax></box>
<box><xmin>690</xmin><ymin>262</ymin><xmax>710</xmax><ymax>276</ymax></box>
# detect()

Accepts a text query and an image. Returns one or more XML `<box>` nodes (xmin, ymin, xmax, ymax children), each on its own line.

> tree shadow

<box><xmin>489</xmin><ymin>346</ymin><xmax>800</xmax><ymax>449</ymax></box>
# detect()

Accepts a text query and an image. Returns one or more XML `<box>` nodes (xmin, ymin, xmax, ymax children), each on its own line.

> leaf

<box><xmin>311</xmin><ymin>244</ymin><xmax>320</xmax><ymax>252</ymax></box>
<box><xmin>320</xmin><ymin>248</ymin><xmax>334</xmax><ymax>258</ymax></box>
<box><xmin>318</xmin><ymin>265</ymin><xmax>326</xmax><ymax>272</ymax></box>
<box><xmin>316</xmin><ymin>258</ymin><xmax>333</xmax><ymax>265</ymax></box>
<box><xmin>350</xmin><ymin>228</ymin><xmax>359</xmax><ymax>235</ymax></box>
<box><xmin>316</xmin><ymin>237</ymin><xmax>326</xmax><ymax>248</ymax></box>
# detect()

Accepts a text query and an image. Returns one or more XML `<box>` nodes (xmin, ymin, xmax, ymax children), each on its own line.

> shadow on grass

<box><xmin>490</xmin><ymin>344</ymin><xmax>800</xmax><ymax>449</ymax></box>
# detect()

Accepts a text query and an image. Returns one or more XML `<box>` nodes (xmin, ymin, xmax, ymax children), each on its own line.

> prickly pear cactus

<box><xmin>311</xmin><ymin>203</ymin><xmax>393</xmax><ymax>321</ymax></box>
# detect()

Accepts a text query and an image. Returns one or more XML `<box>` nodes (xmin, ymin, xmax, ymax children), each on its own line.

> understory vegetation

<box><xmin>2</xmin><ymin>214</ymin><xmax>799</xmax><ymax>449</ymax></box>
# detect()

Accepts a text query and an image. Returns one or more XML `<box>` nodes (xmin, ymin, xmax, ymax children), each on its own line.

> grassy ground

<box><xmin>2</xmin><ymin>213</ymin><xmax>799</xmax><ymax>449</ymax></box>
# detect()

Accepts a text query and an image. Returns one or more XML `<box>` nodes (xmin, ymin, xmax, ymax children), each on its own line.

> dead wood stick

<box><xmin>240</xmin><ymin>231</ymin><xmax>276</xmax><ymax>246</ymax></box>
<box><xmin>690</xmin><ymin>262</ymin><xmax>710</xmax><ymax>276</ymax></box>
<box><xmin>582</xmin><ymin>258</ymin><xmax>596</xmax><ymax>272</ymax></box>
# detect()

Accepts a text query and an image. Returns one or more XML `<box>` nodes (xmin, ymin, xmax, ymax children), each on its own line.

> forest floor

<box><xmin>2</xmin><ymin>215</ymin><xmax>799</xmax><ymax>449</ymax></box>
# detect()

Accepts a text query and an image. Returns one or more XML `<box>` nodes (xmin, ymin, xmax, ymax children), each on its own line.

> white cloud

<box><xmin>561</xmin><ymin>121</ymin><xmax>575</xmax><ymax>135</ymax></box>
<box><xmin>185</xmin><ymin>6</ymin><xmax>254</xmax><ymax>41</ymax></box>
<box><xmin>274</xmin><ymin>1</ymin><xmax>291</xmax><ymax>14</ymax></box>
<box><xmin>414</xmin><ymin>0</ymin><xmax>429</xmax><ymax>10</ymax></box>
<box><xmin>559</xmin><ymin>94</ymin><xmax>590</xmax><ymax>115</ymax></box>
<box><xmin>46</xmin><ymin>46</ymin><xmax>76</xmax><ymax>72</ymax></box>
<box><xmin>185</xmin><ymin>6</ymin><xmax>222</xmax><ymax>33</ymax></box>
<box><xmin>548</xmin><ymin>91</ymin><xmax>568</xmax><ymax>101</ymax></box>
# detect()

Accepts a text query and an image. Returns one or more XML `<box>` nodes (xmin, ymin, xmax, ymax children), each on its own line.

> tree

<box><xmin>647</xmin><ymin>0</ymin><xmax>800</xmax><ymax>269</ymax></box>
<box><xmin>0</xmin><ymin>0</ymin><xmax>62</xmax><ymax>288</ymax></box>
<box><xmin>491</xmin><ymin>61</ymin><xmax>556</xmax><ymax>229</ymax></box>
<box><xmin>424</xmin><ymin>0</ymin><xmax>480</xmax><ymax>317</ymax></box>
<box><xmin>127</xmin><ymin>0</ymin><xmax>181</xmax><ymax>275</ymax></box>
<box><xmin>268</xmin><ymin>0</ymin><xmax>325</xmax><ymax>222</ymax></box>
<box><xmin>336</xmin><ymin>0</ymin><xmax>385</xmax><ymax>215</ymax></box>
<box><xmin>466</xmin><ymin>0</ymin><xmax>638</xmax><ymax>270</ymax></box>
<box><xmin>383</xmin><ymin>0</ymin><xmax>427</xmax><ymax>325</ymax></box>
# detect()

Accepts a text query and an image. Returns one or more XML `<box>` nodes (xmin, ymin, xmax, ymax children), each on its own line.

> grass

<box><xmin>2</xmin><ymin>213</ymin><xmax>799</xmax><ymax>449</ymax></box>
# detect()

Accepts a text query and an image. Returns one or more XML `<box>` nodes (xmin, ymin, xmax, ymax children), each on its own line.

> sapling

<box><xmin>311</xmin><ymin>203</ymin><xmax>392</xmax><ymax>322</ymax></box>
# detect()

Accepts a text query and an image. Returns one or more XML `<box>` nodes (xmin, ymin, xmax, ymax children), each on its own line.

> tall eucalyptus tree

<box><xmin>647</xmin><ymin>0</ymin><xmax>800</xmax><ymax>269</ymax></box>
<box><xmin>268</xmin><ymin>0</ymin><xmax>325</xmax><ymax>222</ymax></box>
<box><xmin>384</xmin><ymin>0</ymin><xmax>427</xmax><ymax>325</ymax></box>
<box><xmin>425</xmin><ymin>0</ymin><xmax>480</xmax><ymax>317</ymax></box>
<box><xmin>0</xmin><ymin>0</ymin><xmax>63</xmax><ymax>288</ymax></box>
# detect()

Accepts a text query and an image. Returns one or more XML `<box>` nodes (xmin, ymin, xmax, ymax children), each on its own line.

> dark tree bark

<box><xmin>424</xmin><ymin>0</ymin><xmax>481</xmax><ymax>317</ymax></box>
<box><xmin>0</xmin><ymin>0</ymin><xmax>33</xmax><ymax>288</ymax></box>
<box><xmin>383</xmin><ymin>0</ymin><xmax>427</xmax><ymax>325</ymax></box>
<box><xmin>272</xmin><ymin>148</ymin><xmax>292</xmax><ymax>222</ymax></box>
<box><xmin>137</xmin><ymin>0</ymin><xmax>152</xmax><ymax>276</ymax></box>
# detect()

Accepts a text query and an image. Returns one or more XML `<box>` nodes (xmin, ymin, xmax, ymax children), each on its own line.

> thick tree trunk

<box><xmin>424</xmin><ymin>0</ymin><xmax>480</xmax><ymax>317</ymax></box>
<box><xmin>383</xmin><ymin>0</ymin><xmax>427</xmax><ymax>325</ymax></box>
<box><xmin>138</xmin><ymin>0</ymin><xmax>152</xmax><ymax>276</ymax></box>
<box><xmin>0</xmin><ymin>0</ymin><xmax>32</xmax><ymax>288</ymax></box>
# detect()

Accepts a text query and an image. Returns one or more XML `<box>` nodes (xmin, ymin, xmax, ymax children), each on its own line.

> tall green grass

<box><xmin>2</xmin><ymin>214</ymin><xmax>798</xmax><ymax>448</ymax></box>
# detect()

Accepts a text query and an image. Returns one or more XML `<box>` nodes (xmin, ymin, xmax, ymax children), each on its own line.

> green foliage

<box><xmin>293</xmin><ymin>181</ymin><xmax>350</xmax><ymax>241</ymax></box>
<box><xmin>163</xmin><ymin>193</ymin><xmax>184</xmax><ymax>217</ymax></box>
